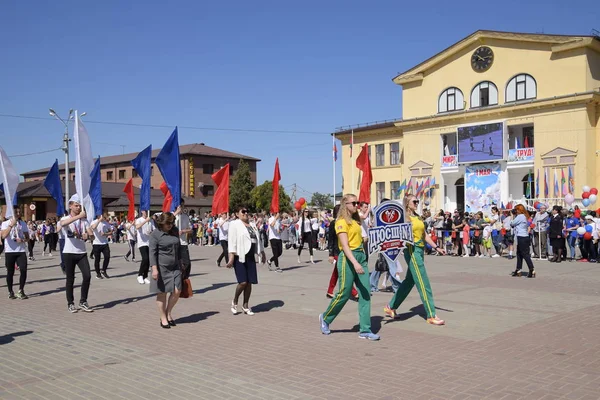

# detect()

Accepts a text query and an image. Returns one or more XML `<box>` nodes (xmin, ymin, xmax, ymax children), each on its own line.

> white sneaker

<box><xmin>462</xmin><ymin>254</ymin><xmax>469</xmax><ymax>258</ymax></box>
<box><xmin>297</xmin><ymin>258</ymin><xmax>301</xmax><ymax>264</ymax></box>
<box><xmin>137</xmin><ymin>276</ymin><xmax>144</xmax><ymax>284</ymax></box>
<box><xmin>492</xmin><ymin>254</ymin><xmax>500</xmax><ymax>258</ymax></box>
<box><xmin>144</xmin><ymin>278</ymin><xmax>150</xmax><ymax>284</ymax></box>
<box><xmin>479</xmin><ymin>254</ymin><xmax>486</xmax><ymax>258</ymax></box>
<box><xmin>42</xmin><ymin>251</ymin><xmax>45</xmax><ymax>257</ymax></box>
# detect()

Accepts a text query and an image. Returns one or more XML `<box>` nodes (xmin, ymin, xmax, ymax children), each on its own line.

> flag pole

<box><xmin>351</xmin><ymin>129</ymin><xmax>354</xmax><ymax>194</ymax></box>
<box><xmin>333</xmin><ymin>133</ymin><xmax>336</xmax><ymax>205</ymax></box>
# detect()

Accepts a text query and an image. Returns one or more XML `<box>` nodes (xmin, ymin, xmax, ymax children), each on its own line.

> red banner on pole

<box><xmin>211</xmin><ymin>164</ymin><xmax>230</xmax><ymax>215</ymax></box>
<box><xmin>270</xmin><ymin>158</ymin><xmax>281</xmax><ymax>213</ymax></box>
<box><xmin>160</xmin><ymin>181</ymin><xmax>173</xmax><ymax>212</ymax></box>
<box><xmin>123</xmin><ymin>178</ymin><xmax>135</xmax><ymax>221</ymax></box>
<box><xmin>355</xmin><ymin>144</ymin><xmax>372</xmax><ymax>203</ymax></box>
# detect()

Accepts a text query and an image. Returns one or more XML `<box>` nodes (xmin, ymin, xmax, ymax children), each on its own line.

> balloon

<box><xmin>299</xmin><ymin>198</ymin><xmax>306</xmax><ymax>205</ymax></box>
<box><xmin>302</xmin><ymin>203</ymin><xmax>307</xmax><ymax>210</ymax></box>
<box><xmin>294</xmin><ymin>201</ymin><xmax>301</xmax><ymax>211</ymax></box>
<box><xmin>590</xmin><ymin>194</ymin><xmax>597</xmax><ymax>204</ymax></box>
<box><xmin>584</xmin><ymin>232</ymin><xmax>592</xmax><ymax>240</ymax></box>
<box><xmin>577</xmin><ymin>227</ymin><xmax>586</xmax><ymax>235</ymax></box>
<box><xmin>530</xmin><ymin>223</ymin><xmax>535</xmax><ymax>229</ymax></box>
<box><xmin>583</xmin><ymin>199</ymin><xmax>591</xmax><ymax>207</ymax></box>
<box><xmin>583</xmin><ymin>185</ymin><xmax>591</xmax><ymax>193</ymax></box>
<box><xmin>591</xmin><ymin>188</ymin><xmax>598</xmax><ymax>195</ymax></box>
<box><xmin>564</xmin><ymin>194</ymin><xmax>575</xmax><ymax>205</ymax></box>
<box><xmin>424</xmin><ymin>200</ymin><xmax>430</xmax><ymax>206</ymax></box>
<box><xmin>582</xmin><ymin>192</ymin><xmax>590</xmax><ymax>199</ymax></box>
<box><xmin>586</xmin><ymin>224</ymin><xmax>594</xmax><ymax>233</ymax></box>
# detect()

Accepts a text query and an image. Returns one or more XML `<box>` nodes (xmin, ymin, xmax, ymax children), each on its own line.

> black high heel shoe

<box><xmin>511</xmin><ymin>270</ymin><xmax>522</xmax><ymax>277</ymax></box>
<box><xmin>168</xmin><ymin>319</ymin><xmax>177</xmax><ymax>327</ymax></box>
<box><xmin>527</xmin><ymin>270</ymin><xmax>536</xmax><ymax>278</ymax></box>
<box><xmin>160</xmin><ymin>320</ymin><xmax>171</xmax><ymax>329</ymax></box>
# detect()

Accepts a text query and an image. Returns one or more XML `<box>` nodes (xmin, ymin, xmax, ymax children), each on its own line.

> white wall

<box><xmin>508</xmin><ymin>168</ymin><xmax>527</xmax><ymax>202</ymax></box>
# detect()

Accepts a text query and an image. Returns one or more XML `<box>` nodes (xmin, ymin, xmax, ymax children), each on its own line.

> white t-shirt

<box><xmin>136</xmin><ymin>217</ymin><xmax>154</xmax><ymax>248</ymax></box>
<box><xmin>218</xmin><ymin>218</ymin><xmax>229</xmax><ymax>241</ymax></box>
<box><xmin>127</xmin><ymin>224</ymin><xmax>136</xmax><ymax>241</ymax></box>
<box><xmin>299</xmin><ymin>218</ymin><xmax>311</xmax><ymax>234</ymax></box>
<box><xmin>60</xmin><ymin>216</ymin><xmax>90</xmax><ymax>254</ymax></box>
<box><xmin>361</xmin><ymin>215</ymin><xmax>371</xmax><ymax>239</ymax></box>
<box><xmin>268</xmin><ymin>216</ymin><xmax>281</xmax><ymax>240</ymax></box>
<box><xmin>311</xmin><ymin>218</ymin><xmax>319</xmax><ymax>231</ymax></box>
<box><xmin>176</xmin><ymin>213</ymin><xmax>190</xmax><ymax>246</ymax></box>
<box><xmin>1</xmin><ymin>220</ymin><xmax>29</xmax><ymax>253</ymax></box>
<box><xmin>483</xmin><ymin>226</ymin><xmax>492</xmax><ymax>239</ymax></box>
<box><xmin>92</xmin><ymin>220</ymin><xmax>110</xmax><ymax>245</ymax></box>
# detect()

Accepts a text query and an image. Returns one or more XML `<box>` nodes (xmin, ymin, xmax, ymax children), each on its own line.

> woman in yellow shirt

<box><xmin>319</xmin><ymin>194</ymin><xmax>379</xmax><ymax>341</ymax></box>
<box><xmin>384</xmin><ymin>194</ymin><xmax>446</xmax><ymax>325</ymax></box>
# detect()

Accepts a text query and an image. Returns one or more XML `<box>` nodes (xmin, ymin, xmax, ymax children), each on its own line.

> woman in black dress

<box><xmin>548</xmin><ymin>205</ymin><xmax>565</xmax><ymax>263</ymax></box>
<box><xmin>149</xmin><ymin>212</ymin><xmax>183</xmax><ymax>329</ymax></box>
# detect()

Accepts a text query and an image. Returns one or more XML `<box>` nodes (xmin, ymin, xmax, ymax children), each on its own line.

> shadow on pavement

<box><xmin>176</xmin><ymin>311</ymin><xmax>219</xmax><ymax>324</ymax></box>
<box><xmin>30</xmin><ymin>286</ymin><xmax>68</xmax><ymax>297</ymax></box>
<box><xmin>192</xmin><ymin>282</ymin><xmax>235</xmax><ymax>295</ymax></box>
<box><xmin>0</xmin><ymin>330</ymin><xmax>34</xmax><ymax>345</ymax></box>
<box><xmin>333</xmin><ymin>316</ymin><xmax>384</xmax><ymax>334</ymax></box>
<box><xmin>95</xmin><ymin>293</ymin><xmax>156</xmax><ymax>310</ymax></box>
<box><xmin>281</xmin><ymin>264</ymin><xmax>313</xmax><ymax>272</ymax></box>
<box><xmin>385</xmin><ymin>305</ymin><xmax>454</xmax><ymax>324</ymax></box>
<box><xmin>252</xmin><ymin>299</ymin><xmax>284</xmax><ymax>313</ymax></box>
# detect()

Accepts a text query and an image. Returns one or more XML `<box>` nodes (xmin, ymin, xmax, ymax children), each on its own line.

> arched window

<box><xmin>506</xmin><ymin>74</ymin><xmax>536</xmax><ymax>102</ymax></box>
<box><xmin>471</xmin><ymin>81</ymin><xmax>498</xmax><ymax>108</ymax></box>
<box><xmin>438</xmin><ymin>87</ymin><xmax>464</xmax><ymax>113</ymax></box>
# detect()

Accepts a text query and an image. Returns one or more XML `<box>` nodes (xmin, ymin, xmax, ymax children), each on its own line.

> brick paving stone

<box><xmin>1</xmin><ymin>244</ymin><xmax>600</xmax><ymax>399</ymax></box>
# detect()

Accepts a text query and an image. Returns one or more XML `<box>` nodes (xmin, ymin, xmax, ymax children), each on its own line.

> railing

<box><xmin>517</xmin><ymin>198</ymin><xmax>587</xmax><ymax>210</ymax></box>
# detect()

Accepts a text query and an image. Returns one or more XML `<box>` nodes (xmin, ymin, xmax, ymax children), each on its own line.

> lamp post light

<box><xmin>49</xmin><ymin>109</ymin><xmax>86</xmax><ymax>214</ymax></box>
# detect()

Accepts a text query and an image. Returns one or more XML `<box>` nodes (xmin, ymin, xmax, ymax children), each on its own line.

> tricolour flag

<box><xmin>406</xmin><ymin>177</ymin><xmax>413</xmax><ymax>195</ymax></box>
<box><xmin>525</xmin><ymin>170</ymin><xmax>532</xmax><ymax>198</ymax></box>
<box><xmin>211</xmin><ymin>164</ymin><xmax>230</xmax><ymax>215</ymax></box>
<box><xmin>544</xmin><ymin>168</ymin><xmax>549</xmax><ymax>198</ymax></box>
<box><xmin>0</xmin><ymin>146</ymin><xmax>19</xmax><ymax>219</ymax></box>
<box><xmin>44</xmin><ymin>159</ymin><xmax>65</xmax><ymax>217</ymax></box>
<box><xmin>89</xmin><ymin>157</ymin><xmax>102</xmax><ymax>217</ymax></box>
<box><xmin>131</xmin><ymin>145</ymin><xmax>152</xmax><ymax>212</ymax></box>
<box><xmin>155</xmin><ymin>128</ymin><xmax>181</xmax><ymax>212</ymax></box>
<box><xmin>333</xmin><ymin>143</ymin><xmax>338</xmax><ymax>162</ymax></box>
<box><xmin>355</xmin><ymin>143</ymin><xmax>372</xmax><ymax>203</ymax></box>
<box><xmin>73</xmin><ymin>111</ymin><xmax>95</xmax><ymax>223</ymax></box>
<box><xmin>561</xmin><ymin>168</ymin><xmax>567</xmax><ymax>196</ymax></box>
<box><xmin>568</xmin><ymin>165</ymin><xmax>574</xmax><ymax>194</ymax></box>
<box><xmin>554</xmin><ymin>169</ymin><xmax>559</xmax><ymax>198</ymax></box>
<box><xmin>515</xmin><ymin>136</ymin><xmax>521</xmax><ymax>149</ymax></box>
<box><xmin>270</xmin><ymin>158</ymin><xmax>281</xmax><ymax>213</ymax></box>
<box><xmin>535</xmin><ymin>169</ymin><xmax>540</xmax><ymax>198</ymax></box>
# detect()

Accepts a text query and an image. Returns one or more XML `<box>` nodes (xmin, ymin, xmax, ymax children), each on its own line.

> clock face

<box><xmin>471</xmin><ymin>46</ymin><xmax>494</xmax><ymax>72</ymax></box>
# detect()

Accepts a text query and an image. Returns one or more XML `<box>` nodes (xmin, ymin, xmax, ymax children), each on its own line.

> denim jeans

<box><xmin>385</xmin><ymin>257</ymin><xmax>402</xmax><ymax>293</ymax></box>
<box><xmin>567</xmin><ymin>235</ymin><xmax>577</xmax><ymax>259</ymax></box>
<box><xmin>369</xmin><ymin>270</ymin><xmax>381</xmax><ymax>292</ymax></box>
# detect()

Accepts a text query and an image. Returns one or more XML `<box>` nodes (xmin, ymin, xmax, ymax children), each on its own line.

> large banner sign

<box><xmin>508</xmin><ymin>148</ymin><xmax>534</xmax><ymax>162</ymax></box>
<box><xmin>465</xmin><ymin>164</ymin><xmax>501</xmax><ymax>213</ymax></box>
<box><xmin>457</xmin><ymin>121</ymin><xmax>505</xmax><ymax>164</ymax></box>
<box><xmin>441</xmin><ymin>155</ymin><xmax>457</xmax><ymax>168</ymax></box>
<box><xmin>368</xmin><ymin>200</ymin><xmax>413</xmax><ymax>262</ymax></box>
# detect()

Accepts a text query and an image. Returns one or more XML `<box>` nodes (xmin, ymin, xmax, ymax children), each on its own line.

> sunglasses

<box><xmin>346</xmin><ymin>201</ymin><xmax>359</xmax><ymax>206</ymax></box>
<box><xmin>412</xmin><ymin>200</ymin><xmax>419</xmax><ymax>205</ymax></box>
<box><xmin>240</xmin><ymin>209</ymin><xmax>248</xmax><ymax>214</ymax></box>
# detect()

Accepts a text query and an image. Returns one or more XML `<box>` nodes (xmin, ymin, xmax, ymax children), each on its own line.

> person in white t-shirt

<box><xmin>124</xmin><ymin>221</ymin><xmax>137</xmax><ymax>262</ymax></box>
<box><xmin>267</xmin><ymin>212</ymin><xmax>283</xmax><ymax>272</ymax></box>
<box><xmin>58</xmin><ymin>194</ymin><xmax>94</xmax><ymax>313</ymax></box>
<box><xmin>136</xmin><ymin>210</ymin><xmax>154</xmax><ymax>284</ymax></box>
<box><xmin>297</xmin><ymin>209</ymin><xmax>315</xmax><ymax>264</ymax></box>
<box><xmin>90</xmin><ymin>214</ymin><xmax>113</xmax><ymax>279</ymax></box>
<box><xmin>174</xmin><ymin>200</ymin><xmax>193</xmax><ymax>279</ymax></box>
<box><xmin>216</xmin><ymin>213</ymin><xmax>230</xmax><ymax>267</ymax></box>
<box><xmin>1</xmin><ymin>206</ymin><xmax>30</xmax><ymax>299</ymax></box>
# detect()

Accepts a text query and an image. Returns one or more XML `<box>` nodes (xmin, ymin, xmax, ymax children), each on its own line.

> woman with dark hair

<box><xmin>510</xmin><ymin>204</ymin><xmax>536</xmax><ymax>277</ymax></box>
<box><xmin>548</xmin><ymin>205</ymin><xmax>565</xmax><ymax>263</ymax></box>
<box><xmin>227</xmin><ymin>205</ymin><xmax>266</xmax><ymax>316</ymax></box>
<box><xmin>149</xmin><ymin>212</ymin><xmax>183</xmax><ymax>329</ymax></box>
<box><xmin>297</xmin><ymin>209</ymin><xmax>315</xmax><ymax>264</ymax></box>
<box><xmin>326</xmin><ymin>204</ymin><xmax>358</xmax><ymax>300</ymax></box>
<box><xmin>383</xmin><ymin>195</ymin><xmax>446</xmax><ymax>326</ymax></box>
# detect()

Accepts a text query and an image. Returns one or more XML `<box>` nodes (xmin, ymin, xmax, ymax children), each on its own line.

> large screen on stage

<box><xmin>457</xmin><ymin>121</ymin><xmax>504</xmax><ymax>164</ymax></box>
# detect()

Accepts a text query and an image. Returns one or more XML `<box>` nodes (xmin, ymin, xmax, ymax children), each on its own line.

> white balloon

<box><xmin>583</xmin><ymin>185</ymin><xmax>591</xmax><ymax>193</ymax></box>
<box><xmin>590</xmin><ymin>194</ymin><xmax>598</xmax><ymax>204</ymax></box>
<box><xmin>577</xmin><ymin>227</ymin><xmax>586</xmax><ymax>235</ymax></box>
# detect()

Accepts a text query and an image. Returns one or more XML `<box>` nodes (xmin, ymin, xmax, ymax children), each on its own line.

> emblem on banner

<box><xmin>368</xmin><ymin>200</ymin><xmax>413</xmax><ymax>262</ymax></box>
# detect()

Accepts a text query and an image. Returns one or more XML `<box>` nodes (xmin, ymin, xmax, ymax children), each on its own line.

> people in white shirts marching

<box><xmin>216</xmin><ymin>213</ymin><xmax>230</xmax><ymax>267</ymax></box>
<box><xmin>297</xmin><ymin>209</ymin><xmax>315</xmax><ymax>264</ymax></box>
<box><xmin>136</xmin><ymin>210</ymin><xmax>155</xmax><ymax>284</ymax></box>
<box><xmin>41</xmin><ymin>220</ymin><xmax>54</xmax><ymax>257</ymax></box>
<box><xmin>124</xmin><ymin>221</ymin><xmax>137</xmax><ymax>262</ymax></box>
<box><xmin>27</xmin><ymin>220</ymin><xmax>37</xmax><ymax>262</ymax></box>
<box><xmin>174</xmin><ymin>199</ymin><xmax>193</xmax><ymax>279</ymax></box>
<box><xmin>59</xmin><ymin>194</ymin><xmax>94</xmax><ymax>313</ymax></box>
<box><xmin>1</xmin><ymin>206</ymin><xmax>30</xmax><ymax>299</ymax></box>
<box><xmin>90</xmin><ymin>214</ymin><xmax>113</xmax><ymax>279</ymax></box>
<box><xmin>267</xmin><ymin>212</ymin><xmax>283</xmax><ymax>272</ymax></box>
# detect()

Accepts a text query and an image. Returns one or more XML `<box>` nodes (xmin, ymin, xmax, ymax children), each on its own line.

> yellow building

<box><xmin>335</xmin><ymin>30</ymin><xmax>600</xmax><ymax>213</ymax></box>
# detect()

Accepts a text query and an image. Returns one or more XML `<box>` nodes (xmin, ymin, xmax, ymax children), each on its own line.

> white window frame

<box><xmin>470</xmin><ymin>81</ymin><xmax>498</xmax><ymax>108</ymax></box>
<box><xmin>505</xmin><ymin>74</ymin><xmax>536</xmax><ymax>102</ymax></box>
<box><xmin>438</xmin><ymin>87</ymin><xmax>464</xmax><ymax>113</ymax></box>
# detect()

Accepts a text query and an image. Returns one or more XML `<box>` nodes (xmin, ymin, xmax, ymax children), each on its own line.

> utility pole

<box><xmin>291</xmin><ymin>183</ymin><xmax>297</xmax><ymax>204</ymax></box>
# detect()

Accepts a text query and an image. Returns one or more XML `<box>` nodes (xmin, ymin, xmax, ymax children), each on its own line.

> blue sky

<box><xmin>1</xmin><ymin>1</ymin><xmax>598</xmax><ymax>199</ymax></box>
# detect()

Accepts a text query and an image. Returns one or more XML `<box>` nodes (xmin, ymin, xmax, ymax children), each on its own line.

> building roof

<box><xmin>21</xmin><ymin>143</ymin><xmax>260</xmax><ymax>177</ymax></box>
<box><xmin>393</xmin><ymin>30</ymin><xmax>600</xmax><ymax>84</ymax></box>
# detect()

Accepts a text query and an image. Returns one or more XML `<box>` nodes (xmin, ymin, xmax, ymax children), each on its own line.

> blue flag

<box><xmin>131</xmin><ymin>145</ymin><xmax>152</xmax><ymax>211</ymax></box>
<box><xmin>155</xmin><ymin>127</ymin><xmax>181</xmax><ymax>211</ymax></box>
<box><xmin>0</xmin><ymin>183</ymin><xmax>17</xmax><ymax>207</ymax></box>
<box><xmin>43</xmin><ymin>159</ymin><xmax>65</xmax><ymax>216</ymax></box>
<box><xmin>89</xmin><ymin>157</ymin><xmax>102</xmax><ymax>216</ymax></box>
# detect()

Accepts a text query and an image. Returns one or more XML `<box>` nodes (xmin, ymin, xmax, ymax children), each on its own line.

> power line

<box><xmin>0</xmin><ymin>113</ymin><xmax>329</xmax><ymax>135</ymax></box>
<box><xmin>8</xmin><ymin>147</ymin><xmax>62</xmax><ymax>158</ymax></box>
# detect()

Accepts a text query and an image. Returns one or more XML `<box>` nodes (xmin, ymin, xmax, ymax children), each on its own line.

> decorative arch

<box><xmin>471</xmin><ymin>81</ymin><xmax>498</xmax><ymax>108</ymax></box>
<box><xmin>438</xmin><ymin>87</ymin><xmax>464</xmax><ymax>113</ymax></box>
<box><xmin>505</xmin><ymin>73</ymin><xmax>537</xmax><ymax>102</ymax></box>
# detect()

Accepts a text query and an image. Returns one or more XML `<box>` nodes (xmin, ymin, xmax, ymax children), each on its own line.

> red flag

<box><xmin>160</xmin><ymin>181</ymin><xmax>173</xmax><ymax>212</ymax></box>
<box><xmin>524</xmin><ymin>135</ymin><xmax>529</xmax><ymax>148</ymax></box>
<box><xmin>123</xmin><ymin>179</ymin><xmax>135</xmax><ymax>222</ymax></box>
<box><xmin>355</xmin><ymin>144</ymin><xmax>372</xmax><ymax>203</ymax></box>
<box><xmin>270</xmin><ymin>158</ymin><xmax>281</xmax><ymax>213</ymax></box>
<box><xmin>211</xmin><ymin>164</ymin><xmax>230</xmax><ymax>215</ymax></box>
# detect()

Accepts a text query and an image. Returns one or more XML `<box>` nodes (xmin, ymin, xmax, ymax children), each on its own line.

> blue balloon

<box><xmin>586</xmin><ymin>224</ymin><xmax>593</xmax><ymax>233</ymax></box>
<box><xmin>582</xmin><ymin>199</ymin><xmax>591</xmax><ymax>207</ymax></box>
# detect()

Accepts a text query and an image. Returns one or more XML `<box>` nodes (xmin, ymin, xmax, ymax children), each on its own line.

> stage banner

<box><xmin>441</xmin><ymin>155</ymin><xmax>457</xmax><ymax>168</ymax></box>
<box><xmin>465</xmin><ymin>164</ymin><xmax>501</xmax><ymax>214</ymax></box>
<box><xmin>507</xmin><ymin>147</ymin><xmax>534</xmax><ymax>162</ymax></box>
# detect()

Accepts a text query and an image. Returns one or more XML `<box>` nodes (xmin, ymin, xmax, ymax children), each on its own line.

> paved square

<box><xmin>2</xmin><ymin>244</ymin><xmax>600</xmax><ymax>399</ymax></box>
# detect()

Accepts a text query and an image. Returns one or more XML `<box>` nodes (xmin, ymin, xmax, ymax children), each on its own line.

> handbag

<box><xmin>181</xmin><ymin>278</ymin><xmax>193</xmax><ymax>298</ymax></box>
<box><xmin>375</xmin><ymin>254</ymin><xmax>389</xmax><ymax>272</ymax></box>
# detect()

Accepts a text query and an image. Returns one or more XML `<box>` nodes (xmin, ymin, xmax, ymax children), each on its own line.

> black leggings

<box><xmin>28</xmin><ymin>239</ymin><xmax>35</xmax><ymax>258</ymax></box>
<box><xmin>125</xmin><ymin>240</ymin><xmax>136</xmax><ymax>260</ymax></box>
<box><xmin>138</xmin><ymin>246</ymin><xmax>150</xmax><ymax>279</ymax></box>
<box><xmin>92</xmin><ymin>244</ymin><xmax>111</xmax><ymax>274</ymax></box>
<box><xmin>269</xmin><ymin>239</ymin><xmax>283</xmax><ymax>267</ymax></box>
<box><xmin>218</xmin><ymin>240</ymin><xmax>229</xmax><ymax>265</ymax></box>
<box><xmin>516</xmin><ymin>236</ymin><xmax>535</xmax><ymax>272</ymax></box>
<box><xmin>5</xmin><ymin>252</ymin><xmax>27</xmax><ymax>293</ymax></box>
<box><xmin>43</xmin><ymin>236</ymin><xmax>52</xmax><ymax>252</ymax></box>
<box><xmin>297</xmin><ymin>232</ymin><xmax>314</xmax><ymax>256</ymax></box>
<box><xmin>64</xmin><ymin>253</ymin><xmax>91</xmax><ymax>305</ymax></box>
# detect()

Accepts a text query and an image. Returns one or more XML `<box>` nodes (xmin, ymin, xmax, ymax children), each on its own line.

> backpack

<box><xmin>374</xmin><ymin>254</ymin><xmax>389</xmax><ymax>272</ymax></box>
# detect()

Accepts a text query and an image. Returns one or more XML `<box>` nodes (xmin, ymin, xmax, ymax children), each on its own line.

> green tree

<box><xmin>310</xmin><ymin>192</ymin><xmax>334</xmax><ymax>210</ymax></box>
<box><xmin>229</xmin><ymin>159</ymin><xmax>255</xmax><ymax>212</ymax></box>
<box><xmin>250</xmin><ymin>180</ymin><xmax>292</xmax><ymax>214</ymax></box>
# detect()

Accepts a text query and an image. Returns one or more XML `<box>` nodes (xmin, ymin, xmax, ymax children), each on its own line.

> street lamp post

<box><xmin>49</xmin><ymin>109</ymin><xmax>86</xmax><ymax>214</ymax></box>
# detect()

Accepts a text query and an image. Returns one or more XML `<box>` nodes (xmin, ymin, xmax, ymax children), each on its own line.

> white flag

<box><xmin>444</xmin><ymin>145</ymin><xmax>450</xmax><ymax>156</ymax></box>
<box><xmin>0</xmin><ymin>146</ymin><xmax>19</xmax><ymax>219</ymax></box>
<box><xmin>73</xmin><ymin>111</ymin><xmax>95</xmax><ymax>224</ymax></box>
